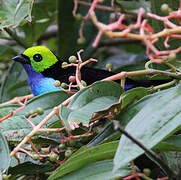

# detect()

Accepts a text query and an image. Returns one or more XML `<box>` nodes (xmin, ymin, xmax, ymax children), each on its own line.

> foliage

<box><xmin>0</xmin><ymin>0</ymin><xmax>181</xmax><ymax>179</ymax></box>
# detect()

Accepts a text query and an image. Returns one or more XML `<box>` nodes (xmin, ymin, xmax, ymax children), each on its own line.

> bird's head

<box><xmin>12</xmin><ymin>46</ymin><xmax>59</xmax><ymax>73</ymax></box>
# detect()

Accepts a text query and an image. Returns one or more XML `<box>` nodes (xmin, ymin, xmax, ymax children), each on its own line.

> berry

<box><xmin>49</xmin><ymin>153</ymin><xmax>58</xmax><ymax>162</ymax></box>
<box><xmin>77</xmin><ymin>38</ymin><xmax>86</xmax><ymax>45</ymax></box>
<box><xmin>58</xmin><ymin>143</ymin><xmax>65</xmax><ymax>150</ymax></box>
<box><xmin>143</xmin><ymin>168</ymin><xmax>151</xmax><ymax>177</ymax></box>
<box><xmin>69</xmin><ymin>76</ymin><xmax>76</xmax><ymax>83</ymax></box>
<box><xmin>32</xmin><ymin>154</ymin><xmax>40</xmax><ymax>160</ymax></box>
<box><xmin>168</xmin><ymin>53</ymin><xmax>176</xmax><ymax>61</ymax></box>
<box><xmin>106</xmin><ymin>63</ymin><xmax>113</xmax><ymax>71</ymax></box>
<box><xmin>54</xmin><ymin>80</ymin><xmax>61</xmax><ymax>87</ymax></box>
<box><xmin>36</xmin><ymin>107</ymin><xmax>44</xmax><ymax>115</ymax></box>
<box><xmin>61</xmin><ymin>82</ymin><xmax>68</xmax><ymax>89</ymax></box>
<box><xmin>68</xmin><ymin>56</ymin><xmax>77</xmax><ymax>63</ymax></box>
<box><xmin>65</xmin><ymin>149</ymin><xmax>73</xmax><ymax>158</ymax></box>
<box><xmin>161</xmin><ymin>3</ymin><xmax>169</xmax><ymax>14</ymax></box>
<box><xmin>81</xmin><ymin>80</ymin><xmax>87</xmax><ymax>87</ymax></box>
<box><xmin>2</xmin><ymin>174</ymin><xmax>10</xmax><ymax>180</ymax></box>
<box><xmin>75</xmin><ymin>13</ymin><xmax>83</xmax><ymax>21</ymax></box>
<box><xmin>67</xmin><ymin>139</ymin><xmax>76</xmax><ymax>147</ymax></box>
<box><xmin>62</xmin><ymin>62</ymin><xmax>68</xmax><ymax>68</ymax></box>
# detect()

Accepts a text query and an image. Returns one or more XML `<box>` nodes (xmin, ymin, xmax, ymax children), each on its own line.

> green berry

<box><xmin>61</xmin><ymin>82</ymin><xmax>68</xmax><ymax>89</ymax></box>
<box><xmin>143</xmin><ymin>168</ymin><xmax>151</xmax><ymax>177</ymax></box>
<box><xmin>2</xmin><ymin>174</ymin><xmax>10</xmax><ymax>180</ymax></box>
<box><xmin>32</xmin><ymin>154</ymin><xmax>40</xmax><ymax>160</ymax></box>
<box><xmin>54</xmin><ymin>80</ymin><xmax>61</xmax><ymax>87</ymax></box>
<box><xmin>161</xmin><ymin>3</ymin><xmax>169</xmax><ymax>14</ymax></box>
<box><xmin>77</xmin><ymin>38</ymin><xmax>86</xmax><ymax>45</ymax></box>
<box><xmin>29</xmin><ymin>110</ymin><xmax>34</xmax><ymax>115</ymax></box>
<box><xmin>36</xmin><ymin>107</ymin><xmax>44</xmax><ymax>115</ymax></box>
<box><xmin>0</xmin><ymin>63</ymin><xmax>6</xmax><ymax>70</ymax></box>
<box><xmin>106</xmin><ymin>63</ymin><xmax>113</xmax><ymax>71</ymax></box>
<box><xmin>65</xmin><ymin>149</ymin><xmax>73</xmax><ymax>158</ymax></box>
<box><xmin>68</xmin><ymin>56</ymin><xmax>77</xmax><ymax>63</ymax></box>
<box><xmin>75</xmin><ymin>13</ymin><xmax>83</xmax><ymax>21</ymax></box>
<box><xmin>67</xmin><ymin>139</ymin><xmax>76</xmax><ymax>147</ymax></box>
<box><xmin>49</xmin><ymin>153</ymin><xmax>58</xmax><ymax>162</ymax></box>
<box><xmin>30</xmin><ymin>110</ymin><xmax>37</xmax><ymax>118</ymax></box>
<box><xmin>81</xmin><ymin>80</ymin><xmax>87</xmax><ymax>87</ymax></box>
<box><xmin>58</xmin><ymin>143</ymin><xmax>65</xmax><ymax>150</ymax></box>
<box><xmin>62</xmin><ymin>62</ymin><xmax>68</xmax><ymax>68</ymax></box>
<box><xmin>168</xmin><ymin>53</ymin><xmax>176</xmax><ymax>61</ymax></box>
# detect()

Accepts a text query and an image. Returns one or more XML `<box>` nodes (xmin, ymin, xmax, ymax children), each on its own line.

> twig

<box><xmin>113</xmin><ymin>120</ymin><xmax>177</xmax><ymax>179</ymax></box>
<box><xmin>10</xmin><ymin>106</ymin><xmax>60</xmax><ymax>156</ymax></box>
<box><xmin>4</xmin><ymin>28</ymin><xmax>28</xmax><ymax>49</ymax></box>
<box><xmin>102</xmin><ymin>69</ymin><xmax>181</xmax><ymax>81</ymax></box>
<box><xmin>0</xmin><ymin>94</ymin><xmax>34</xmax><ymax>107</ymax></box>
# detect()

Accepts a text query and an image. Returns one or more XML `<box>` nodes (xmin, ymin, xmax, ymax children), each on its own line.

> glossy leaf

<box><xmin>114</xmin><ymin>84</ymin><xmax>181</xmax><ymax>174</ymax></box>
<box><xmin>0</xmin><ymin>62</ymin><xmax>30</xmax><ymax>103</ymax></box>
<box><xmin>0</xmin><ymin>130</ymin><xmax>10</xmax><ymax>172</ymax></box>
<box><xmin>56</xmin><ymin>159</ymin><xmax>130</xmax><ymax>180</ymax></box>
<box><xmin>22</xmin><ymin>0</ymin><xmax>57</xmax><ymax>46</ymax></box>
<box><xmin>121</xmin><ymin>87</ymin><xmax>149</xmax><ymax>109</ymax></box>
<box><xmin>48</xmin><ymin>141</ymin><xmax>119</xmax><ymax>180</ymax></box>
<box><xmin>0</xmin><ymin>0</ymin><xmax>33</xmax><ymax>29</ymax></box>
<box><xmin>9</xmin><ymin>161</ymin><xmax>54</xmax><ymax>175</ymax></box>
<box><xmin>154</xmin><ymin>135</ymin><xmax>181</xmax><ymax>152</ymax></box>
<box><xmin>0</xmin><ymin>91</ymin><xmax>71</xmax><ymax>141</ymax></box>
<box><xmin>60</xmin><ymin>81</ymin><xmax>124</xmax><ymax>130</ymax></box>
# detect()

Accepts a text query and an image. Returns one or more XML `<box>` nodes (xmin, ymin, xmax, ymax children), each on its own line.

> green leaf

<box><xmin>21</xmin><ymin>0</ymin><xmax>57</xmax><ymax>46</ymax></box>
<box><xmin>0</xmin><ymin>130</ymin><xmax>10</xmax><ymax>172</ymax></box>
<box><xmin>113</xmin><ymin>84</ymin><xmax>181</xmax><ymax>174</ymax></box>
<box><xmin>0</xmin><ymin>0</ymin><xmax>34</xmax><ymax>29</ymax></box>
<box><xmin>0</xmin><ymin>91</ymin><xmax>71</xmax><ymax>141</ymax></box>
<box><xmin>87</xmin><ymin>122</ymin><xmax>115</xmax><ymax>147</ymax></box>
<box><xmin>116</xmin><ymin>0</ymin><xmax>148</xmax><ymax>10</ymax></box>
<box><xmin>121</xmin><ymin>87</ymin><xmax>149</xmax><ymax>109</ymax></box>
<box><xmin>9</xmin><ymin>161</ymin><xmax>55</xmax><ymax>175</ymax></box>
<box><xmin>60</xmin><ymin>81</ymin><xmax>124</xmax><ymax>130</ymax></box>
<box><xmin>154</xmin><ymin>135</ymin><xmax>181</xmax><ymax>152</ymax></box>
<box><xmin>0</xmin><ymin>62</ymin><xmax>30</xmax><ymax>103</ymax></box>
<box><xmin>48</xmin><ymin>141</ymin><xmax>119</xmax><ymax>180</ymax></box>
<box><xmin>87</xmin><ymin>87</ymin><xmax>149</xmax><ymax>147</ymax></box>
<box><xmin>55</xmin><ymin>159</ymin><xmax>130</xmax><ymax>180</ymax></box>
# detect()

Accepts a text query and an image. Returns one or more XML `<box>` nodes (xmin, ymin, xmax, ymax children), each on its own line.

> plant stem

<box><xmin>113</xmin><ymin>120</ymin><xmax>177</xmax><ymax>180</ymax></box>
<box><xmin>151</xmin><ymin>79</ymin><xmax>178</xmax><ymax>92</ymax></box>
<box><xmin>4</xmin><ymin>28</ymin><xmax>28</xmax><ymax>49</ymax></box>
<box><xmin>103</xmin><ymin>69</ymin><xmax>181</xmax><ymax>82</ymax></box>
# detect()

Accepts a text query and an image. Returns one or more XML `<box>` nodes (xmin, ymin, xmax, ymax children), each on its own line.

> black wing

<box><xmin>41</xmin><ymin>60</ymin><xmax>170</xmax><ymax>90</ymax></box>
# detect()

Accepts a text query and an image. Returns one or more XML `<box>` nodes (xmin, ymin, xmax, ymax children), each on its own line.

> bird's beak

<box><xmin>12</xmin><ymin>54</ymin><xmax>30</xmax><ymax>64</ymax></box>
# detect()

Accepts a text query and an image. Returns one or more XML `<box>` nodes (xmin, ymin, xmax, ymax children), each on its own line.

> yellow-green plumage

<box><xmin>23</xmin><ymin>46</ymin><xmax>59</xmax><ymax>73</ymax></box>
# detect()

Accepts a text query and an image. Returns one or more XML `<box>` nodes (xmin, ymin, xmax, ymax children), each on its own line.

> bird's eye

<box><xmin>33</xmin><ymin>54</ymin><xmax>42</xmax><ymax>62</ymax></box>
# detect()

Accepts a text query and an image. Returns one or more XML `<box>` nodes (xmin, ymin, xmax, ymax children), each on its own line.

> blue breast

<box><xmin>23</xmin><ymin>64</ymin><xmax>60</xmax><ymax>96</ymax></box>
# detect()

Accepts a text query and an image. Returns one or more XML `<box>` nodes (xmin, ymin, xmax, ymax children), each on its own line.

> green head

<box><xmin>13</xmin><ymin>46</ymin><xmax>59</xmax><ymax>73</ymax></box>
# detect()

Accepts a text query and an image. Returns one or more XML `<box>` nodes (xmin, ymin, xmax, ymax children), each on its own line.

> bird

<box><xmin>12</xmin><ymin>46</ymin><xmax>169</xmax><ymax>96</ymax></box>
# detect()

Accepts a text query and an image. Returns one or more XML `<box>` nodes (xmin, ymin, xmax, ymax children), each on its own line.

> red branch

<box><xmin>0</xmin><ymin>98</ymin><xmax>28</xmax><ymax>123</ymax></box>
